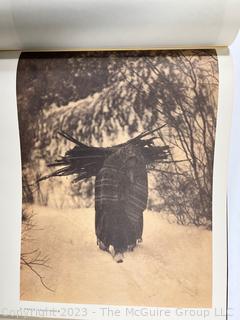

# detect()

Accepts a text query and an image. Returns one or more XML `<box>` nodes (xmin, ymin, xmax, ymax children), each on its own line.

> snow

<box><xmin>21</xmin><ymin>206</ymin><xmax>211</xmax><ymax>308</ymax></box>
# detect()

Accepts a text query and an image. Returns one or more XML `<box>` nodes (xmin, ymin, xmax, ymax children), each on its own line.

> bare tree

<box><xmin>21</xmin><ymin>181</ymin><xmax>53</xmax><ymax>291</ymax></box>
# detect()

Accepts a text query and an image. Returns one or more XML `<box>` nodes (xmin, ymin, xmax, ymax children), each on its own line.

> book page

<box><xmin>0</xmin><ymin>0</ymin><xmax>239</xmax><ymax>50</ymax></box>
<box><xmin>0</xmin><ymin>48</ymin><xmax>233</xmax><ymax>320</ymax></box>
<box><xmin>228</xmin><ymin>32</ymin><xmax>240</xmax><ymax>320</ymax></box>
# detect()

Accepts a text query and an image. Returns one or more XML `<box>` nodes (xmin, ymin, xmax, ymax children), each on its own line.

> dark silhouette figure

<box><xmin>95</xmin><ymin>144</ymin><xmax>148</xmax><ymax>262</ymax></box>
<box><xmin>38</xmin><ymin>127</ymin><xmax>169</xmax><ymax>262</ymax></box>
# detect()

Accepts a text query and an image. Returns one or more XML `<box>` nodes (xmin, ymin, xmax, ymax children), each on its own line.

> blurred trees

<box><xmin>17</xmin><ymin>50</ymin><xmax>218</xmax><ymax>227</ymax></box>
<box><xmin>115</xmin><ymin>51</ymin><xmax>218</xmax><ymax>226</ymax></box>
<box><xmin>17</xmin><ymin>52</ymin><xmax>111</xmax><ymax>164</ymax></box>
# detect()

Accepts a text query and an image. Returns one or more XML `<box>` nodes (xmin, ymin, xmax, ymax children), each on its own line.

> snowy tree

<box><xmin>17</xmin><ymin>50</ymin><xmax>218</xmax><ymax>227</ymax></box>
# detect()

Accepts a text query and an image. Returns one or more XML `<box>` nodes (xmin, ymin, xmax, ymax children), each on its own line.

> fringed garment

<box><xmin>95</xmin><ymin>144</ymin><xmax>148</xmax><ymax>253</ymax></box>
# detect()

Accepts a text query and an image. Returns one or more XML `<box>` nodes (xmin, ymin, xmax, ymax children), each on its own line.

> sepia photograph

<box><xmin>17</xmin><ymin>50</ymin><xmax>218</xmax><ymax>308</ymax></box>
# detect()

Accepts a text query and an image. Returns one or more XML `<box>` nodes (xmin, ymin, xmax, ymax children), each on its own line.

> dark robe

<box><xmin>95</xmin><ymin>144</ymin><xmax>148</xmax><ymax>253</ymax></box>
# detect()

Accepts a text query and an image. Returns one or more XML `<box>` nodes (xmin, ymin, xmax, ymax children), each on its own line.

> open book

<box><xmin>0</xmin><ymin>1</ymin><xmax>239</xmax><ymax>320</ymax></box>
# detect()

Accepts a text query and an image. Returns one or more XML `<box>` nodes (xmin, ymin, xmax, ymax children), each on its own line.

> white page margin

<box><xmin>0</xmin><ymin>49</ymin><xmax>233</xmax><ymax>320</ymax></box>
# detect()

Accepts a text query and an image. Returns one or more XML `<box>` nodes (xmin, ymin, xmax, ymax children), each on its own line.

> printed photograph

<box><xmin>17</xmin><ymin>50</ymin><xmax>218</xmax><ymax>307</ymax></box>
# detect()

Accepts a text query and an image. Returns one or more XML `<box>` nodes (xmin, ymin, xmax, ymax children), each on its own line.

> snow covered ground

<box><xmin>20</xmin><ymin>206</ymin><xmax>212</xmax><ymax>308</ymax></box>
